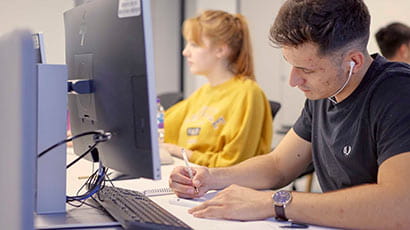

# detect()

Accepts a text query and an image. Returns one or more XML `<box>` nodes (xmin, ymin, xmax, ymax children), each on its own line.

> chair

<box><xmin>269</xmin><ymin>100</ymin><xmax>281</xmax><ymax>119</ymax></box>
<box><xmin>292</xmin><ymin>164</ymin><xmax>315</xmax><ymax>192</ymax></box>
<box><xmin>277</xmin><ymin>124</ymin><xmax>315</xmax><ymax>192</ymax></box>
<box><xmin>158</xmin><ymin>92</ymin><xmax>184</xmax><ymax>110</ymax></box>
<box><xmin>268</xmin><ymin>100</ymin><xmax>314</xmax><ymax>192</ymax></box>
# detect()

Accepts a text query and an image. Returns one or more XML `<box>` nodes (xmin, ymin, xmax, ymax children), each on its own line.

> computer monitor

<box><xmin>64</xmin><ymin>0</ymin><xmax>160</xmax><ymax>180</ymax></box>
<box><xmin>0</xmin><ymin>30</ymin><xmax>37</xmax><ymax>230</ymax></box>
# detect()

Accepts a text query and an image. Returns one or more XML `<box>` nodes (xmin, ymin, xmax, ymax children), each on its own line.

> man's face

<box><xmin>282</xmin><ymin>43</ymin><xmax>347</xmax><ymax>100</ymax></box>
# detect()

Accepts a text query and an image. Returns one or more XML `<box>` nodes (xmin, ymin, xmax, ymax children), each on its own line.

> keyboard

<box><xmin>95</xmin><ymin>186</ymin><xmax>193</xmax><ymax>230</ymax></box>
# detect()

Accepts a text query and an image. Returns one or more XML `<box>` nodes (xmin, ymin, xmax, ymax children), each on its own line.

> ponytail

<box><xmin>231</xmin><ymin>14</ymin><xmax>255</xmax><ymax>80</ymax></box>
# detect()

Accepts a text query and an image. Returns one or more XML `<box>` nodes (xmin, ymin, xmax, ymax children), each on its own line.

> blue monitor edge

<box><xmin>64</xmin><ymin>0</ymin><xmax>161</xmax><ymax>180</ymax></box>
<box><xmin>0</xmin><ymin>30</ymin><xmax>37</xmax><ymax>230</ymax></box>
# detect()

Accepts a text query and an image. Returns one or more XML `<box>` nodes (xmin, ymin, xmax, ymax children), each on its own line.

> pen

<box><xmin>280</xmin><ymin>222</ymin><xmax>309</xmax><ymax>229</ymax></box>
<box><xmin>181</xmin><ymin>148</ymin><xmax>199</xmax><ymax>193</ymax></box>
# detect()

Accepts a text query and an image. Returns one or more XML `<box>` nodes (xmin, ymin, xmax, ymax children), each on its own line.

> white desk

<box><xmin>35</xmin><ymin>149</ymin><xmax>333</xmax><ymax>230</ymax></box>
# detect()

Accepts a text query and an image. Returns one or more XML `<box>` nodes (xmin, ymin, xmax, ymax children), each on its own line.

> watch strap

<box><xmin>275</xmin><ymin>204</ymin><xmax>288</xmax><ymax>221</ymax></box>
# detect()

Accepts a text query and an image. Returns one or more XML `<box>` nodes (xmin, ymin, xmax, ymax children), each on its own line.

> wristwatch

<box><xmin>272</xmin><ymin>190</ymin><xmax>292</xmax><ymax>221</ymax></box>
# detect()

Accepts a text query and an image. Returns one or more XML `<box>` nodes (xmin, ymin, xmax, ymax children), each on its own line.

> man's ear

<box><xmin>346</xmin><ymin>51</ymin><xmax>365</xmax><ymax>74</ymax></box>
<box><xmin>398</xmin><ymin>43</ymin><xmax>410</xmax><ymax>59</ymax></box>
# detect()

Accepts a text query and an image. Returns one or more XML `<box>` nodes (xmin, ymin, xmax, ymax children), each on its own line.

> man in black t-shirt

<box><xmin>168</xmin><ymin>0</ymin><xmax>410</xmax><ymax>229</ymax></box>
<box><xmin>293</xmin><ymin>53</ymin><xmax>410</xmax><ymax>192</ymax></box>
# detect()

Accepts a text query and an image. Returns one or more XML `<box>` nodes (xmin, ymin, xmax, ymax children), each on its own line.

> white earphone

<box><xmin>328</xmin><ymin>60</ymin><xmax>356</xmax><ymax>104</ymax></box>
<box><xmin>349</xmin><ymin>61</ymin><xmax>355</xmax><ymax>74</ymax></box>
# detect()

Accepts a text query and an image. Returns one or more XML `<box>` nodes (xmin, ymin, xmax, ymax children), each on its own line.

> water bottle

<box><xmin>156</xmin><ymin>98</ymin><xmax>165</xmax><ymax>142</ymax></box>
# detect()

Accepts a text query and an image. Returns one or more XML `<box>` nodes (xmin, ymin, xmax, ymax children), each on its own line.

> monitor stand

<box><xmin>34</xmin><ymin>203</ymin><xmax>121</xmax><ymax>229</ymax></box>
<box><xmin>108</xmin><ymin>170</ymin><xmax>138</xmax><ymax>181</ymax></box>
<box><xmin>36</xmin><ymin>64</ymin><xmax>67</xmax><ymax>214</ymax></box>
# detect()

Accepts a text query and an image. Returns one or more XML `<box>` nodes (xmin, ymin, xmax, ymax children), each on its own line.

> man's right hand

<box><xmin>169</xmin><ymin>166</ymin><xmax>212</xmax><ymax>198</ymax></box>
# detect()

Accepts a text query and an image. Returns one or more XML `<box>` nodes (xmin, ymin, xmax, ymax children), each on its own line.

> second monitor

<box><xmin>64</xmin><ymin>0</ymin><xmax>161</xmax><ymax>180</ymax></box>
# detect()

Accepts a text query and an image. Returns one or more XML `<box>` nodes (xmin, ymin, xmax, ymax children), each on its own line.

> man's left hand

<box><xmin>188</xmin><ymin>184</ymin><xmax>275</xmax><ymax>220</ymax></box>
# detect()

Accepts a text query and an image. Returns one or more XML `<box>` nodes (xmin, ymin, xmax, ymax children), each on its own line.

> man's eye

<box><xmin>302</xmin><ymin>69</ymin><xmax>314</xmax><ymax>74</ymax></box>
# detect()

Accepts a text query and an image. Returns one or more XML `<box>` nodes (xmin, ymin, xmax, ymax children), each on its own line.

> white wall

<box><xmin>0</xmin><ymin>0</ymin><xmax>74</xmax><ymax>64</ymax></box>
<box><xmin>151</xmin><ymin>0</ymin><xmax>181</xmax><ymax>95</ymax></box>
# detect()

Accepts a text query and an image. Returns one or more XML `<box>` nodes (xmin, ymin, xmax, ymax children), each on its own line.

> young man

<box><xmin>376</xmin><ymin>22</ymin><xmax>410</xmax><ymax>63</ymax></box>
<box><xmin>169</xmin><ymin>0</ymin><xmax>410</xmax><ymax>229</ymax></box>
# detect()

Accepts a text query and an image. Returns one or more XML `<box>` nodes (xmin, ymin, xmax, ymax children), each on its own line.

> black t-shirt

<box><xmin>293</xmin><ymin>54</ymin><xmax>410</xmax><ymax>192</ymax></box>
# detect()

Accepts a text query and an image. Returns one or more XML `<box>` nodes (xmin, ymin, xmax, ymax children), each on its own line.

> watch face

<box><xmin>273</xmin><ymin>190</ymin><xmax>291</xmax><ymax>205</ymax></box>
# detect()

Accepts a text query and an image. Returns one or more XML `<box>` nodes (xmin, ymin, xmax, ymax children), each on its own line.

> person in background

<box><xmin>169</xmin><ymin>0</ymin><xmax>410</xmax><ymax>229</ymax></box>
<box><xmin>161</xmin><ymin>10</ymin><xmax>273</xmax><ymax>168</ymax></box>
<box><xmin>375</xmin><ymin>22</ymin><xmax>410</xmax><ymax>63</ymax></box>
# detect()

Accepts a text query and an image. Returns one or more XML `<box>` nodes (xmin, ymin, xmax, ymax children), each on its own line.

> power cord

<box><xmin>66</xmin><ymin>142</ymin><xmax>98</xmax><ymax>169</ymax></box>
<box><xmin>66</xmin><ymin>162</ymin><xmax>107</xmax><ymax>203</ymax></box>
<box><xmin>65</xmin><ymin>131</ymin><xmax>112</xmax><ymax>170</ymax></box>
<box><xmin>37</xmin><ymin>130</ymin><xmax>112</xmax><ymax>203</ymax></box>
<box><xmin>38</xmin><ymin>130</ymin><xmax>112</xmax><ymax>158</ymax></box>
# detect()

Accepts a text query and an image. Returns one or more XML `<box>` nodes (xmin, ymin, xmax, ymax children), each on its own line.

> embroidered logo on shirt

<box><xmin>212</xmin><ymin>117</ymin><xmax>225</xmax><ymax>129</ymax></box>
<box><xmin>187</xmin><ymin>106</ymin><xmax>218</xmax><ymax>124</ymax></box>
<box><xmin>343</xmin><ymin>145</ymin><xmax>352</xmax><ymax>156</ymax></box>
<box><xmin>187</xmin><ymin>127</ymin><xmax>201</xmax><ymax>136</ymax></box>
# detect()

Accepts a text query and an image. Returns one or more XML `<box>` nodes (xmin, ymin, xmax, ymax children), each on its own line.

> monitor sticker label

<box><xmin>118</xmin><ymin>0</ymin><xmax>141</xmax><ymax>18</ymax></box>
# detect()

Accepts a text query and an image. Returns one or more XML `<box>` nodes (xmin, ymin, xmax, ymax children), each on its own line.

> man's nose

<box><xmin>289</xmin><ymin>68</ymin><xmax>304</xmax><ymax>87</ymax></box>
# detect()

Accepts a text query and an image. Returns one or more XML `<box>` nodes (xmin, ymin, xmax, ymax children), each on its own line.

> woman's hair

<box><xmin>183</xmin><ymin>10</ymin><xmax>255</xmax><ymax>80</ymax></box>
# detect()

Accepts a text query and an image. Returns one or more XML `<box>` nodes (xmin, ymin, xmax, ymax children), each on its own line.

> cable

<box><xmin>66</xmin><ymin>142</ymin><xmax>98</xmax><ymax>169</ymax></box>
<box><xmin>38</xmin><ymin>130</ymin><xmax>111</xmax><ymax>158</ymax></box>
<box><xmin>328</xmin><ymin>61</ymin><xmax>355</xmax><ymax>104</ymax></box>
<box><xmin>37</xmin><ymin>129</ymin><xmax>112</xmax><ymax>203</ymax></box>
<box><xmin>66</xmin><ymin>162</ymin><xmax>108</xmax><ymax>202</ymax></box>
<box><xmin>66</xmin><ymin>199</ymin><xmax>105</xmax><ymax>210</ymax></box>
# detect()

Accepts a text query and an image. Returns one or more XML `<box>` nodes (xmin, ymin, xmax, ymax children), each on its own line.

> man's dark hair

<box><xmin>270</xmin><ymin>0</ymin><xmax>371</xmax><ymax>56</ymax></box>
<box><xmin>375</xmin><ymin>22</ymin><xmax>410</xmax><ymax>59</ymax></box>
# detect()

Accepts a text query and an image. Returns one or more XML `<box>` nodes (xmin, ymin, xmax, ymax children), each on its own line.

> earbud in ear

<box><xmin>349</xmin><ymin>61</ymin><xmax>355</xmax><ymax>69</ymax></box>
<box><xmin>348</xmin><ymin>61</ymin><xmax>355</xmax><ymax>76</ymax></box>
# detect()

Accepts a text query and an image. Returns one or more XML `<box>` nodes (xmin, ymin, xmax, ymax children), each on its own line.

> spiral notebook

<box><xmin>143</xmin><ymin>187</ymin><xmax>173</xmax><ymax>197</ymax></box>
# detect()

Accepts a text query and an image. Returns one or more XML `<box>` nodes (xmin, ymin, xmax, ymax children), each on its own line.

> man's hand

<box><xmin>169</xmin><ymin>166</ymin><xmax>212</xmax><ymax>198</ymax></box>
<box><xmin>188</xmin><ymin>184</ymin><xmax>274</xmax><ymax>220</ymax></box>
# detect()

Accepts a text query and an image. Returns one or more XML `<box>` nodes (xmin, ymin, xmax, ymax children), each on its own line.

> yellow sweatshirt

<box><xmin>164</xmin><ymin>77</ymin><xmax>272</xmax><ymax>167</ymax></box>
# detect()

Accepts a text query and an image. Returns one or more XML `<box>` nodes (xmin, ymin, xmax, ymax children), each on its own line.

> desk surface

<box><xmin>35</xmin><ymin>149</ymin><xmax>333</xmax><ymax>230</ymax></box>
